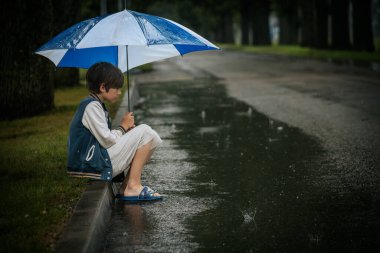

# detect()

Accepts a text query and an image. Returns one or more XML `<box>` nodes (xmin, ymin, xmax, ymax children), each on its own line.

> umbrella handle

<box><xmin>126</xmin><ymin>45</ymin><xmax>131</xmax><ymax>112</ymax></box>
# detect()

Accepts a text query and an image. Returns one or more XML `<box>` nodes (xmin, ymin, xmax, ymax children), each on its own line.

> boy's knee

<box><xmin>138</xmin><ymin>124</ymin><xmax>151</xmax><ymax>131</ymax></box>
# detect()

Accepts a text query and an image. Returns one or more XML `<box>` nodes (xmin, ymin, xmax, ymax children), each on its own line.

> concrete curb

<box><xmin>54</xmin><ymin>182</ymin><xmax>113</xmax><ymax>253</ymax></box>
<box><xmin>54</xmin><ymin>78</ymin><xmax>139</xmax><ymax>253</ymax></box>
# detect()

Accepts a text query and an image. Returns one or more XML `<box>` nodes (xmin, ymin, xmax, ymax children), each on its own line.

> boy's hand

<box><xmin>121</xmin><ymin>112</ymin><xmax>135</xmax><ymax>130</ymax></box>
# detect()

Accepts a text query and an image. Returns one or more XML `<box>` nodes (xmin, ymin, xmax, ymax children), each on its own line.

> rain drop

<box><xmin>247</xmin><ymin>107</ymin><xmax>252</xmax><ymax>117</ymax></box>
<box><xmin>209</xmin><ymin>179</ymin><xmax>217</xmax><ymax>190</ymax></box>
<box><xmin>201</xmin><ymin>110</ymin><xmax>206</xmax><ymax>119</ymax></box>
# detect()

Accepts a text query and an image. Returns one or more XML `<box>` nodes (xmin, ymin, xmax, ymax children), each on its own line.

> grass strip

<box><xmin>0</xmin><ymin>86</ymin><xmax>88</xmax><ymax>252</ymax></box>
<box><xmin>219</xmin><ymin>44</ymin><xmax>380</xmax><ymax>63</ymax></box>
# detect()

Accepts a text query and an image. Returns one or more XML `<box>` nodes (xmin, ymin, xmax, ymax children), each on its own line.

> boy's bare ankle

<box><xmin>124</xmin><ymin>184</ymin><xmax>143</xmax><ymax>196</ymax></box>
<box><xmin>126</xmin><ymin>183</ymin><xmax>142</xmax><ymax>190</ymax></box>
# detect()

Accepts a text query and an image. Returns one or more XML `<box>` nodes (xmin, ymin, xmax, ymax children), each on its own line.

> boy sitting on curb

<box><xmin>67</xmin><ymin>62</ymin><xmax>162</xmax><ymax>201</ymax></box>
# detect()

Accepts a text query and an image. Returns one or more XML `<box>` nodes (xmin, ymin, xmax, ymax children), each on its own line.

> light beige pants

<box><xmin>107</xmin><ymin>124</ymin><xmax>162</xmax><ymax>177</ymax></box>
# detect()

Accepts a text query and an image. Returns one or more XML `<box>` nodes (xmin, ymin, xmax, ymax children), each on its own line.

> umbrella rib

<box><xmin>127</xmin><ymin>10</ymin><xmax>150</xmax><ymax>45</ymax></box>
<box><xmin>129</xmin><ymin>10</ymin><xmax>203</xmax><ymax>46</ymax></box>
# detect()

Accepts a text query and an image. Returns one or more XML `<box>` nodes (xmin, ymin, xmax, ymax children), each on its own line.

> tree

<box><xmin>199</xmin><ymin>0</ymin><xmax>237</xmax><ymax>43</ymax></box>
<box><xmin>275</xmin><ymin>0</ymin><xmax>299</xmax><ymax>45</ymax></box>
<box><xmin>314</xmin><ymin>0</ymin><xmax>328</xmax><ymax>49</ymax></box>
<box><xmin>100</xmin><ymin>0</ymin><xmax>107</xmax><ymax>15</ymax></box>
<box><xmin>240</xmin><ymin>0</ymin><xmax>252</xmax><ymax>45</ymax></box>
<box><xmin>130</xmin><ymin>0</ymin><xmax>152</xmax><ymax>12</ymax></box>
<box><xmin>0</xmin><ymin>0</ymin><xmax>55</xmax><ymax>119</ymax></box>
<box><xmin>299</xmin><ymin>0</ymin><xmax>328</xmax><ymax>48</ymax></box>
<box><xmin>209</xmin><ymin>0</ymin><xmax>236</xmax><ymax>43</ymax></box>
<box><xmin>352</xmin><ymin>0</ymin><xmax>375</xmax><ymax>51</ymax></box>
<box><xmin>51</xmin><ymin>0</ymin><xmax>81</xmax><ymax>88</ymax></box>
<box><xmin>252</xmin><ymin>0</ymin><xmax>271</xmax><ymax>45</ymax></box>
<box><xmin>219</xmin><ymin>12</ymin><xmax>235</xmax><ymax>43</ymax></box>
<box><xmin>299</xmin><ymin>0</ymin><xmax>315</xmax><ymax>47</ymax></box>
<box><xmin>330</xmin><ymin>0</ymin><xmax>351</xmax><ymax>50</ymax></box>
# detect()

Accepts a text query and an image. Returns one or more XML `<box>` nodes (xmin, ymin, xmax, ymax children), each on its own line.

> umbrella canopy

<box><xmin>36</xmin><ymin>9</ymin><xmax>219</xmax><ymax>72</ymax></box>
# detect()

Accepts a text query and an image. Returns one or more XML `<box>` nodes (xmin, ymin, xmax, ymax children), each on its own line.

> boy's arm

<box><xmin>82</xmin><ymin>101</ymin><xmax>124</xmax><ymax>148</ymax></box>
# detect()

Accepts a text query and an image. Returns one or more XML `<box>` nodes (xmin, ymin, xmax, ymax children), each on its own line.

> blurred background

<box><xmin>1</xmin><ymin>1</ymin><xmax>379</xmax><ymax>252</ymax></box>
<box><xmin>1</xmin><ymin>0</ymin><xmax>379</xmax><ymax>120</ymax></box>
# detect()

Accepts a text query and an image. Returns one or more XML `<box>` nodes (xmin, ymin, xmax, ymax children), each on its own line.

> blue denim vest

<box><xmin>67</xmin><ymin>97</ymin><xmax>113</xmax><ymax>181</ymax></box>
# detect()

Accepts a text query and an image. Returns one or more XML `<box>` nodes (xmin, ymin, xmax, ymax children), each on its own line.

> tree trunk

<box><xmin>299</xmin><ymin>0</ymin><xmax>315</xmax><ymax>47</ymax></box>
<box><xmin>223</xmin><ymin>13</ymin><xmax>235</xmax><ymax>43</ymax></box>
<box><xmin>0</xmin><ymin>0</ymin><xmax>55</xmax><ymax>120</ymax></box>
<box><xmin>252</xmin><ymin>0</ymin><xmax>271</xmax><ymax>45</ymax></box>
<box><xmin>54</xmin><ymin>69</ymin><xmax>80</xmax><ymax>88</ymax></box>
<box><xmin>214</xmin><ymin>13</ymin><xmax>233</xmax><ymax>43</ymax></box>
<box><xmin>100</xmin><ymin>0</ymin><xmax>107</xmax><ymax>15</ymax></box>
<box><xmin>118</xmin><ymin>0</ymin><xmax>123</xmax><ymax>11</ymax></box>
<box><xmin>330</xmin><ymin>0</ymin><xmax>351</xmax><ymax>50</ymax></box>
<box><xmin>314</xmin><ymin>0</ymin><xmax>329</xmax><ymax>48</ymax></box>
<box><xmin>241</xmin><ymin>0</ymin><xmax>252</xmax><ymax>45</ymax></box>
<box><xmin>352</xmin><ymin>0</ymin><xmax>375</xmax><ymax>51</ymax></box>
<box><xmin>52</xmin><ymin>0</ymin><xmax>80</xmax><ymax>87</ymax></box>
<box><xmin>278</xmin><ymin>0</ymin><xmax>299</xmax><ymax>45</ymax></box>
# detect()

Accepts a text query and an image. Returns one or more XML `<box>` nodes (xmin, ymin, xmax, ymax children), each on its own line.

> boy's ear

<box><xmin>99</xmin><ymin>83</ymin><xmax>106</xmax><ymax>93</ymax></box>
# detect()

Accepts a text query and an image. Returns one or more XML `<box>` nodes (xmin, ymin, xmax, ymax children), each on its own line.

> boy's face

<box><xmin>99</xmin><ymin>84</ymin><xmax>121</xmax><ymax>103</ymax></box>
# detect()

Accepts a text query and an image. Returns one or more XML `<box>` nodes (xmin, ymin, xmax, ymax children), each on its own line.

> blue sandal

<box><xmin>120</xmin><ymin>186</ymin><xmax>163</xmax><ymax>202</ymax></box>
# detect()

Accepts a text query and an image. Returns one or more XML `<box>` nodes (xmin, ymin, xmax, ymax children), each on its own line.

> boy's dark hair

<box><xmin>86</xmin><ymin>62</ymin><xmax>124</xmax><ymax>93</ymax></box>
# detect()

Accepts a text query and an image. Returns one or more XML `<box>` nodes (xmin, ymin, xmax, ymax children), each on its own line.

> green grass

<box><xmin>219</xmin><ymin>43</ymin><xmax>380</xmax><ymax>63</ymax></box>
<box><xmin>0</xmin><ymin>80</ymin><xmax>127</xmax><ymax>252</ymax></box>
<box><xmin>136</xmin><ymin>63</ymin><xmax>153</xmax><ymax>72</ymax></box>
<box><xmin>0</xmin><ymin>86</ymin><xmax>88</xmax><ymax>252</ymax></box>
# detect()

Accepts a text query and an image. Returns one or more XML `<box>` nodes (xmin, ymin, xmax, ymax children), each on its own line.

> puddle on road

<box><xmin>104</xmin><ymin>79</ymin><xmax>379</xmax><ymax>253</ymax></box>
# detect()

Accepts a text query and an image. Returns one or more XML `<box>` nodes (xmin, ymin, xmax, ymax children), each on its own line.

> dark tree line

<box><xmin>1</xmin><ymin>0</ymin><xmax>83</xmax><ymax>120</ymax></box>
<box><xmin>1</xmin><ymin>0</ymin><xmax>377</xmax><ymax>119</ymax></box>
<box><xmin>135</xmin><ymin>0</ymin><xmax>375</xmax><ymax>51</ymax></box>
<box><xmin>51</xmin><ymin>0</ymin><xmax>81</xmax><ymax>88</ymax></box>
<box><xmin>0</xmin><ymin>1</ymin><xmax>54</xmax><ymax>120</ymax></box>
<box><xmin>240</xmin><ymin>0</ymin><xmax>271</xmax><ymax>45</ymax></box>
<box><xmin>272</xmin><ymin>0</ymin><xmax>374</xmax><ymax>51</ymax></box>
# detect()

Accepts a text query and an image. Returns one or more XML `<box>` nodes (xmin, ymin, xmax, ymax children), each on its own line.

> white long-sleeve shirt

<box><xmin>82</xmin><ymin>101</ymin><xmax>125</xmax><ymax>149</ymax></box>
<box><xmin>78</xmin><ymin>94</ymin><xmax>162</xmax><ymax>176</ymax></box>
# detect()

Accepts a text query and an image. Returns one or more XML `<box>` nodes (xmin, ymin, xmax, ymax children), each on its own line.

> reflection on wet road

<box><xmin>104</xmin><ymin>78</ymin><xmax>379</xmax><ymax>252</ymax></box>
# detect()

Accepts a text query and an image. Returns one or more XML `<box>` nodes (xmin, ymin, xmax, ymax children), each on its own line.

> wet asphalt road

<box><xmin>180</xmin><ymin>51</ymin><xmax>380</xmax><ymax>194</ymax></box>
<box><xmin>104</xmin><ymin>51</ymin><xmax>380</xmax><ymax>252</ymax></box>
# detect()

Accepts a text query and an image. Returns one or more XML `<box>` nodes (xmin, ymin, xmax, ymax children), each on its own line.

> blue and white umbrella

<box><xmin>36</xmin><ymin>9</ymin><xmax>219</xmax><ymax>73</ymax></box>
